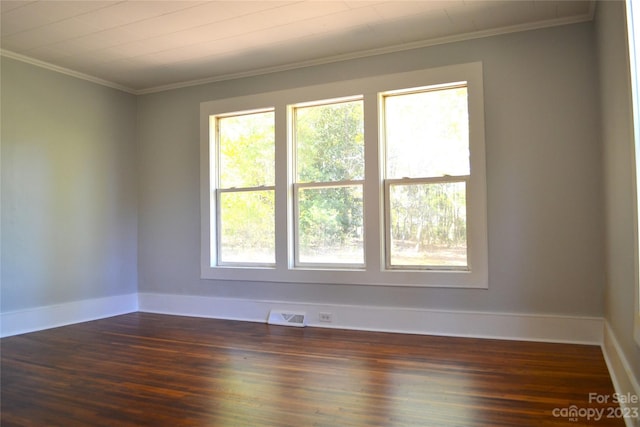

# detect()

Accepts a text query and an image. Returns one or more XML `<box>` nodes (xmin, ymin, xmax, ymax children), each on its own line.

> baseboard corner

<box><xmin>1</xmin><ymin>293</ymin><xmax>139</xmax><ymax>338</ymax></box>
<box><xmin>602</xmin><ymin>322</ymin><xmax>640</xmax><ymax>427</ymax></box>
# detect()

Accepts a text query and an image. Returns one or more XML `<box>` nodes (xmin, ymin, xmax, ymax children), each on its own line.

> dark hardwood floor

<box><xmin>1</xmin><ymin>313</ymin><xmax>624</xmax><ymax>426</ymax></box>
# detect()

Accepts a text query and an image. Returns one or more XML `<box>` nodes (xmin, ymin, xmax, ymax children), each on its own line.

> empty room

<box><xmin>1</xmin><ymin>0</ymin><xmax>639</xmax><ymax>425</ymax></box>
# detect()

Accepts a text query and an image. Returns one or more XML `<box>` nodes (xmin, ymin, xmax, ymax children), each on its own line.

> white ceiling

<box><xmin>0</xmin><ymin>1</ymin><xmax>594</xmax><ymax>94</ymax></box>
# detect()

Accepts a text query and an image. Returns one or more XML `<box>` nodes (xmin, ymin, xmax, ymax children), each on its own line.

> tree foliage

<box><xmin>385</xmin><ymin>86</ymin><xmax>469</xmax><ymax>266</ymax></box>
<box><xmin>217</xmin><ymin>112</ymin><xmax>275</xmax><ymax>263</ymax></box>
<box><xmin>296</xmin><ymin>101</ymin><xmax>364</xmax><ymax>182</ymax></box>
<box><xmin>389</xmin><ymin>182</ymin><xmax>466</xmax><ymax>266</ymax></box>
<box><xmin>219</xmin><ymin>112</ymin><xmax>274</xmax><ymax>188</ymax></box>
<box><xmin>295</xmin><ymin>101</ymin><xmax>364</xmax><ymax>262</ymax></box>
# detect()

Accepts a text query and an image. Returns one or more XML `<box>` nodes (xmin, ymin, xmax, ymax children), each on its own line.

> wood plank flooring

<box><xmin>1</xmin><ymin>313</ymin><xmax>625</xmax><ymax>426</ymax></box>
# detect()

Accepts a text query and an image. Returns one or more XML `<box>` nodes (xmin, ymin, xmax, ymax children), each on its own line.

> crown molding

<box><xmin>0</xmin><ymin>49</ymin><xmax>137</xmax><ymax>95</ymax></box>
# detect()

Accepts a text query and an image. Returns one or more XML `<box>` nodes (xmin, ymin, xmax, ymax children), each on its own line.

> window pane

<box><xmin>385</xmin><ymin>86</ymin><xmax>469</xmax><ymax>179</ymax></box>
<box><xmin>218</xmin><ymin>111</ymin><xmax>274</xmax><ymax>188</ymax></box>
<box><xmin>389</xmin><ymin>182</ymin><xmax>467</xmax><ymax>267</ymax></box>
<box><xmin>219</xmin><ymin>190</ymin><xmax>275</xmax><ymax>264</ymax></box>
<box><xmin>297</xmin><ymin>185</ymin><xmax>363</xmax><ymax>265</ymax></box>
<box><xmin>295</xmin><ymin>100</ymin><xmax>364</xmax><ymax>182</ymax></box>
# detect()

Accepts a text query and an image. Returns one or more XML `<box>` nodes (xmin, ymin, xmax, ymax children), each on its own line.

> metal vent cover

<box><xmin>267</xmin><ymin>310</ymin><xmax>306</xmax><ymax>327</ymax></box>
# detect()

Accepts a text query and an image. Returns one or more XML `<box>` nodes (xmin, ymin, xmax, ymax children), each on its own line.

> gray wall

<box><xmin>138</xmin><ymin>22</ymin><xmax>605</xmax><ymax>317</ymax></box>
<box><xmin>595</xmin><ymin>0</ymin><xmax>640</xmax><ymax>385</ymax></box>
<box><xmin>1</xmin><ymin>57</ymin><xmax>138</xmax><ymax>311</ymax></box>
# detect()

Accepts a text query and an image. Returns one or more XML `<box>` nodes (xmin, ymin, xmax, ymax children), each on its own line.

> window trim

<box><xmin>200</xmin><ymin>62</ymin><xmax>488</xmax><ymax>288</ymax></box>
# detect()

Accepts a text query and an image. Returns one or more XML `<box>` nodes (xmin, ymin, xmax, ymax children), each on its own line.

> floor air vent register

<box><xmin>267</xmin><ymin>310</ymin><xmax>306</xmax><ymax>327</ymax></box>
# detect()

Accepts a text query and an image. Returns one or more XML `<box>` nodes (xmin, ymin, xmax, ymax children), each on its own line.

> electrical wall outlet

<box><xmin>318</xmin><ymin>312</ymin><xmax>333</xmax><ymax>323</ymax></box>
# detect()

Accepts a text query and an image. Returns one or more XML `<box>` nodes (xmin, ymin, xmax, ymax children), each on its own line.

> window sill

<box><xmin>201</xmin><ymin>264</ymin><xmax>487</xmax><ymax>289</ymax></box>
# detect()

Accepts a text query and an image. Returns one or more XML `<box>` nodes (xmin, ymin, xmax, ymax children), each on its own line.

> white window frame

<box><xmin>200</xmin><ymin>62</ymin><xmax>488</xmax><ymax>288</ymax></box>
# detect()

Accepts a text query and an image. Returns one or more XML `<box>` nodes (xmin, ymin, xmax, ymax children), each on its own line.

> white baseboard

<box><xmin>0</xmin><ymin>293</ymin><xmax>138</xmax><ymax>338</ymax></box>
<box><xmin>1</xmin><ymin>292</ymin><xmax>605</xmax><ymax>345</ymax></box>
<box><xmin>138</xmin><ymin>293</ymin><xmax>604</xmax><ymax>344</ymax></box>
<box><xmin>602</xmin><ymin>322</ymin><xmax>640</xmax><ymax>427</ymax></box>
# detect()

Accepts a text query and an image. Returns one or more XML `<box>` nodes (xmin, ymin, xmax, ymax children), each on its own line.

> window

<box><xmin>292</xmin><ymin>97</ymin><xmax>365</xmax><ymax>267</ymax></box>
<box><xmin>382</xmin><ymin>84</ymin><xmax>470</xmax><ymax>270</ymax></box>
<box><xmin>212</xmin><ymin>109</ymin><xmax>275</xmax><ymax>266</ymax></box>
<box><xmin>201</xmin><ymin>62</ymin><xmax>488</xmax><ymax>287</ymax></box>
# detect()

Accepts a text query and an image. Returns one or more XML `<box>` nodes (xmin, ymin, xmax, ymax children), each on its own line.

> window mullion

<box><xmin>363</xmin><ymin>91</ymin><xmax>382</xmax><ymax>272</ymax></box>
<box><xmin>274</xmin><ymin>103</ymin><xmax>289</xmax><ymax>270</ymax></box>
